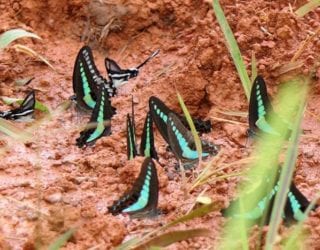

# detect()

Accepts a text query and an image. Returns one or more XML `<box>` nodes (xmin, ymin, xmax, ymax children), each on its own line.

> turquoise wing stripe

<box><xmin>122</xmin><ymin>168</ymin><xmax>152</xmax><ymax>213</ymax></box>
<box><xmin>144</xmin><ymin>117</ymin><xmax>151</xmax><ymax>157</ymax></box>
<box><xmin>87</xmin><ymin>93</ymin><xmax>106</xmax><ymax>142</ymax></box>
<box><xmin>80</xmin><ymin>62</ymin><xmax>96</xmax><ymax>108</ymax></box>
<box><xmin>287</xmin><ymin>191</ymin><xmax>306</xmax><ymax>221</ymax></box>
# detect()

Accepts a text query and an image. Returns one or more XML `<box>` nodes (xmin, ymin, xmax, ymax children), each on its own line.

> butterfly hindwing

<box><xmin>108</xmin><ymin>157</ymin><xmax>159</xmax><ymax>217</ymax></box>
<box><xmin>76</xmin><ymin>85</ymin><xmax>113</xmax><ymax>148</ymax></box>
<box><xmin>140</xmin><ymin>112</ymin><xmax>158</xmax><ymax>160</ymax></box>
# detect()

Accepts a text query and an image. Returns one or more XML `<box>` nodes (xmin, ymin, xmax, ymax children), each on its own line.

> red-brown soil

<box><xmin>0</xmin><ymin>0</ymin><xmax>320</xmax><ymax>249</ymax></box>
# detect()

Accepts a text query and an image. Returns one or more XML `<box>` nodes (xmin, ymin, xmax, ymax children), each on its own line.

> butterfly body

<box><xmin>108</xmin><ymin>157</ymin><xmax>159</xmax><ymax>217</ymax></box>
<box><xmin>0</xmin><ymin>91</ymin><xmax>36</xmax><ymax>121</ymax></box>
<box><xmin>76</xmin><ymin>85</ymin><xmax>114</xmax><ymax>148</ymax></box>
<box><xmin>105</xmin><ymin>49</ymin><xmax>160</xmax><ymax>88</ymax></box>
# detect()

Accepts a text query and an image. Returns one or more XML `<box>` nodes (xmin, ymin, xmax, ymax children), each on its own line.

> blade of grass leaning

<box><xmin>295</xmin><ymin>0</ymin><xmax>320</xmax><ymax>17</ymax></box>
<box><xmin>1</xmin><ymin>96</ymin><xmax>51</xmax><ymax>113</ymax></box>
<box><xmin>251</xmin><ymin>51</ymin><xmax>257</xmax><ymax>84</ymax></box>
<box><xmin>177</xmin><ymin>92</ymin><xmax>202</xmax><ymax>161</ymax></box>
<box><xmin>119</xmin><ymin>203</ymin><xmax>216</xmax><ymax>249</ymax></box>
<box><xmin>283</xmin><ymin>191</ymin><xmax>320</xmax><ymax>250</ymax></box>
<box><xmin>212</xmin><ymin>0</ymin><xmax>251</xmax><ymax>100</ymax></box>
<box><xmin>0</xmin><ymin>28</ymin><xmax>41</xmax><ymax>49</ymax></box>
<box><xmin>216</xmin><ymin>109</ymin><xmax>247</xmax><ymax>117</ymax></box>
<box><xmin>0</xmin><ymin>118</ymin><xmax>32</xmax><ymax>141</ymax></box>
<box><xmin>47</xmin><ymin>228</ymin><xmax>76</xmax><ymax>250</ymax></box>
<box><xmin>12</xmin><ymin>44</ymin><xmax>55</xmax><ymax>70</ymax></box>
<box><xmin>219</xmin><ymin>78</ymin><xmax>306</xmax><ymax>249</ymax></box>
<box><xmin>136</xmin><ymin>229</ymin><xmax>211</xmax><ymax>249</ymax></box>
<box><xmin>265</xmin><ymin>79</ymin><xmax>309</xmax><ymax>250</ymax></box>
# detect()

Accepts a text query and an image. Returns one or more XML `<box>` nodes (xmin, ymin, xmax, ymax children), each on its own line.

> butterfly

<box><xmin>126</xmin><ymin>98</ymin><xmax>157</xmax><ymax>160</ymax></box>
<box><xmin>248</xmin><ymin>75</ymin><xmax>291</xmax><ymax>138</ymax></box>
<box><xmin>72</xmin><ymin>46</ymin><xmax>117</xmax><ymax>110</ymax></box>
<box><xmin>149</xmin><ymin>96</ymin><xmax>211</xmax><ymax>139</ymax></box>
<box><xmin>108</xmin><ymin>157</ymin><xmax>159</xmax><ymax>217</ymax></box>
<box><xmin>105</xmin><ymin>49</ymin><xmax>160</xmax><ymax>88</ymax></box>
<box><xmin>167</xmin><ymin>113</ymin><xmax>219</xmax><ymax>169</ymax></box>
<box><xmin>0</xmin><ymin>91</ymin><xmax>36</xmax><ymax>121</ymax></box>
<box><xmin>223</xmin><ymin>169</ymin><xmax>313</xmax><ymax>224</ymax></box>
<box><xmin>76</xmin><ymin>84</ymin><xmax>114</xmax><ymax>148</ymax></box>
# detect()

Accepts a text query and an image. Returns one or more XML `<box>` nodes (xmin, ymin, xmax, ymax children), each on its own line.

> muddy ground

<box><xmin>0</xmin><ymin>0</ymin><xmax>320</xmax><ymax>249</ymax></box>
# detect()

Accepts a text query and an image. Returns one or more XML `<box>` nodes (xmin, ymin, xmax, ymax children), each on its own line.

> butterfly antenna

<box><xmin>136</xmin><ymin>49</ymin><xmax>160</xmax><ymax>69</ymax></box>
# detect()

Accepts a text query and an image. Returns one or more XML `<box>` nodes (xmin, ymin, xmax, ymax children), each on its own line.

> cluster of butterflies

<box><xmin>71</xmin><ymin>45</ymin><xmax>314</xmax><ymax>224</ymax></box>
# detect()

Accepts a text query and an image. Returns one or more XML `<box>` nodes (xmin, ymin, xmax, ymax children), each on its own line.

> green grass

<box><xmin>212</xmin><ymin>0</ymin><xmax>252</xmax><ymax>100</ymax></box>
<box><xmin>295</xmin><ymin>0</ymin><xmax>320</xmax><ymax>17</ymax></box>
<box><xmin>0</xmin><ymin>28</ymin><xmax>41</xmax><ymax>49</ymax></box>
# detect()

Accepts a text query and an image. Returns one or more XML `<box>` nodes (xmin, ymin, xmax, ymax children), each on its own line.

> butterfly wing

<box><xmin>140</xmin><ymin>112</ymin><xmax>158</xmax><ymax>160</ymax></box>
<box><xmin>285</xmin><ymin>183</ymin><xmax>311</xmax><ymax>222</ymax></box>
<box><xmin>127</xmin><ymin>114</ymin><xmax>137</xmax><ymax>160</ymax></box>
<box><xmin>105</xmin><ymin>58</ymin><xmax>137</xmax><ymax>88</ymax></box>
<box><xmin>249</xmin><ymin>75</ymin><xmax>275</xmax><ymax>135</ymax></box>
<box><xmin>149</xmin><ymin>96</ymin><xmax>173</xmax><ymax>144</ymax></box>
<box><xmin>76</xmin><ymin>85</ymin><xmax>114</xmax><ymax>148</ymax></box>
<box><xmin>108</xmin><ymin>157</ymin><xmax>159</xmax><ymax>217</ymax></box>
<box><xmin>6</xmin><ymin>91</ymin><xmax>35</xmax><ymax>120</ymax></box>
<box><xmin>73</xmin><ymin>46</ymin><xmax>105</xmax><ymax>110</ymax></box>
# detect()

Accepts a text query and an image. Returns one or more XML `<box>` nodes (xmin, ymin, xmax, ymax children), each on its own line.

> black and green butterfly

<box><xmin>72</xmin><ymin>46</ymin><xmax>117</xmax><ymax>110</ymax></box>
<box><xmin>149</xmin><ymin>96</ymin><xmax>218</xmax><ymax>169</ymax></box>
<box><xmin>76</xmin><ymin>84</ymin><xmax>114</xmax><ymax>148</ymax></box>
<box><xmin>0</xmin><ymin>91</ymin><xmax>36</xmax><ymax>121</ymax></box>
<box><xmin>149</xmin><ymin>96</ymin><xmax>211</xmax><ymax>138</ymax></box>
<box><xmin>167</xmin><ymin>113</ymin><xmax>219</xmax><ymax>169</ymax></box>
<box><xmin>105</xmin><ymin>49</ymin><xmax>160</xmax><ymax>88</ymax></box>
<box><xmin>248</xmin><ymin>75</ymin><xmax>291</xmax><ymax>138</ymax></box>
<box><xmin>223</xmin><ymin>169</ymin><xmax>313</xmax><ymax>224</ymax></box>
<box><xmin>108</xmin><ymin>157</ymin><xmax>159</xmax><ymax>217</ymax></box>
<box><xmin>127</xmin><ymin>98</ymin><xmax>158</xmax><ymax>160</ymax></box>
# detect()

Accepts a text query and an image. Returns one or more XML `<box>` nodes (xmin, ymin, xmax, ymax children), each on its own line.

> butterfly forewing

<box><xmin>76</xmin><ymin>85</ymin><xmax>113</xmax><ymax>148</ymax></box>
<box><xmin>108</xmin><ymin>157</ymin><xmax>159</xmax><ymax>217</ymax></box>
<box><xmin>249</xmin><ymin>75</ymin><xmax>274</xmax><ymax>135</ymax></box>
<box><xmin>149</xmin><ymin>96</ymin><xmax>172</xmax><ymax>144</ymax></box>
<box><xmin>126</xmin><ymin>114</ymin><xmax>137</xmax><ymax>160</ymax></box>
<box><xmin>140</xmin><ymin>112</ymin><xmax>158</xmax><ymax>160</ymax></box>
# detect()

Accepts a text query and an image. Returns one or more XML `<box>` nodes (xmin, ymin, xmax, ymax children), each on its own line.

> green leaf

<box><xmin>1</xmin><ymin>96</ymin><xmax>50</xmax><ymax>113</ymax></box>
<box><xmin>295</xmin><ymin>0</ymin><xmax>320</xmax><ymax>17</ymax></box>
<box><xmin>47</xmin><ymin>228</ymin><xmax>75</xmax><ymax>250</ymax></box>
<box><xmin>212</xmin><ymin>0</ymin><xmax>251</xmax><ymax>100</ymax></box>
<box><xmin>0</xmin><ymin>28</ymin><xmax>41</xmax><ymax>49</ymax></box>
<box><xmin>138</xmin><ymin>229</ymin><xmax>211</xmax><ymax>249</ymax></box>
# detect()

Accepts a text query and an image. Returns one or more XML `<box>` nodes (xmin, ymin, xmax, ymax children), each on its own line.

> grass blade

<box><xmin>177</xmin><ymin>92</ymin><xmax>203</xmax><ymax>161</ymax></box>
<box><xmin>251</xmin><ymin>51</ymin><xmax>257</xmax><ymax>84</ymax></box>
<box><xmin>13</xmin><ymin>44</ymin><xmax>55</xmax><ymax>70</ymax></box>
<box><xmin>265</xmin><ymin>79</ymin><xmax>309</xmax><ymax>250</ymax></box>
<box><xmin>47</xmin><ymin>228</ymin><xmax>75</xmax><ymax>250</ymax></box>
<box><xmin>212</xmin><ymin>0</ymin><xmax>251</xmax><ymax>100</ymax></box>
<box><xmin>0</xmin><ymin>28</ymin><xmax>41</xmax><ymax>49</ymax></box>
<box><xmin>137</xmin><ymin>228</ymin><xmax>211</xmax><ymax>249</ymax></box>
<box><xmin>0</xmin><ymin>118</ymin><xmax>32</xmax><ymax>141</ymax></box>
<box><xmin>295</xmin><ymin>0</ymin><xmax>320</xmax><ymax>17</ymax></box>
